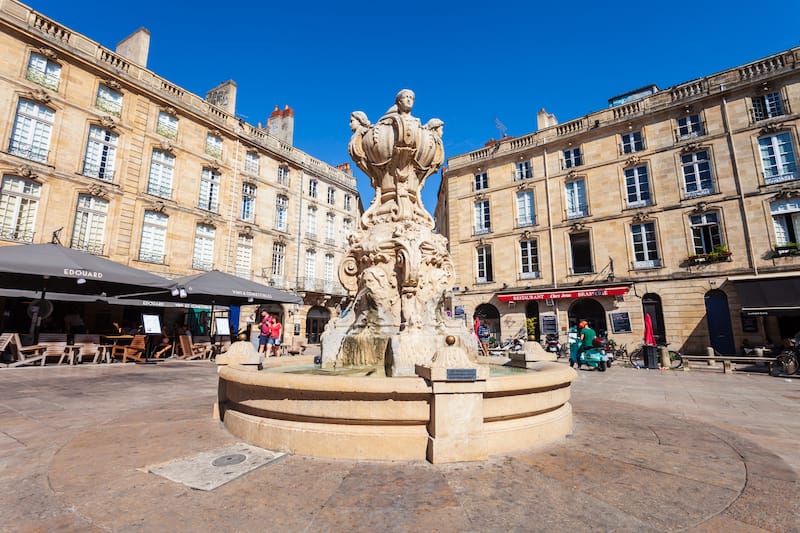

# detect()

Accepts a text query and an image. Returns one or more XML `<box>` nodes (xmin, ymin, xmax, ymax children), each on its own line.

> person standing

<box><xmin>477</xmin><ymin>320</ymin><xmax>490</xmax><ymax>357</ymax></box>
<box><xmin>269</xmin><ymin>315</ymin><xmax>283</xmax><ymax>357</ymax></box>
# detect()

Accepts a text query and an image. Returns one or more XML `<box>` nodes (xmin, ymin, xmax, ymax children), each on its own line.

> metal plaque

<box><xmin>446</xmin><ymin>368</ymin><xmax>477</xmax><ymax>381</ymax></box>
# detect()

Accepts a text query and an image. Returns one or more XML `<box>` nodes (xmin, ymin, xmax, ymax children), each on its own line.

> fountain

<box><xmin>217</xmin><ymin>91</ymin><xmax>577</xmax><ymax>463</ymax></box>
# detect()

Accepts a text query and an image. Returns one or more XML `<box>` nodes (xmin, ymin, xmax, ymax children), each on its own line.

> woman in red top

<box><xmin>269</xmin><ymin>316</ymin><xmax>283</xmax><ymax>357</ymax></box>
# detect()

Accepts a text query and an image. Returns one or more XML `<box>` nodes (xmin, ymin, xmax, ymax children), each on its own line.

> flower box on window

<box><xmin>774</xmin><ymin>243</ymin><xmax>800</xmax><ymax>257</ymax></box>
<box><xmin>688</xmin><ymin>247</ymin><xmax>732</xmax><ymax>265</ymax></box>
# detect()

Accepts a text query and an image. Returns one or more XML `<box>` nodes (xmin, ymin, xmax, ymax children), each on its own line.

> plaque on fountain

<box><xmin>446</xmin><ymin>368</ymin><xmax>477</xmax><ymax>381</ymax></box>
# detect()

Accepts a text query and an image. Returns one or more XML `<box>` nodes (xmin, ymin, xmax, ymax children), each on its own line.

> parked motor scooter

<box><xmin>544</xmin><ymin>334</ymin><xmax>560</xmax><ymax>355</ymax></box>
<box><xmin>569</xmin><ymin>333</ymin><xmax>609</xmax><ymax>371</ymax></box>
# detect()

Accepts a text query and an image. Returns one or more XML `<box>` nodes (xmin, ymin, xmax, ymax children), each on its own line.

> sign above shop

<box><xmin>497</xmin><ymin>286</ymin><xmax>629</xmax><ymax>302</ymax></box>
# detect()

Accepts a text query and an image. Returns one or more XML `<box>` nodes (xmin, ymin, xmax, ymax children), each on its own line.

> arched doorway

<box><xmin>306</xmin><ymin>306</ymin><xmax>331</xmax><ymax>343</ymax></box>
<box><xmin>642</xmin><ymin>293</ymin><xmax>666</xmax><ymax>345</ymax></box>
<box><xmin>568</xmin><ymin>299</ymin><xmax>607</xmax><ymax>336</ymax></box>
<box><xmin>704</xmin><ymin>290</ymin><xmax>735</xmax><ymax>354</ymax></box>
<box><xmin>474</xmin><ymin>303</ymin><xmax>500</xmax><ymax>345</ymax></box>
<box><xmin>526</xmin><ymin>301</ymin><xmax>540</xmax><ymax>340</ymax></box>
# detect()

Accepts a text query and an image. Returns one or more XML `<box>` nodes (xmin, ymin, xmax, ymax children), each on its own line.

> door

<box><xmin>704</xmin><ymin>290</ymin><xmax>736</xmax><ymax>354</ymax></box>
<box><xmin>642</xmin><ymin>293</ymin><xmax>667</xmax><ymax>345</ymax></box>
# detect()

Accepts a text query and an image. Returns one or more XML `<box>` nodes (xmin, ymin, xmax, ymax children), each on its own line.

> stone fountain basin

<box><xmin>217</xmin><ymin>362</ymin><xmax>577</xmax><ymax>462</ymax></box>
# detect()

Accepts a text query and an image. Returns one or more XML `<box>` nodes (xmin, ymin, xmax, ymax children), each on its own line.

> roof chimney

<box><xmin>115</xmin><ymin>27</ymin><xmax>150</xmax><ymax>67</ymax></box>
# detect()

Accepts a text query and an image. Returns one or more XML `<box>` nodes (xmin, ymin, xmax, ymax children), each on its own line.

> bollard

<box><xmin>706</xmin><ymin>346</ymin><xmax>716</xmax><ymax>366</ymax></box>
<box><xmin>658</xmin><ymin>345</ymin><xmax>670</xmax><ymax>369</ymax></box>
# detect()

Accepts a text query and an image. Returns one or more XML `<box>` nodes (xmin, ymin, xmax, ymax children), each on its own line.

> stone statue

<box><xmin>321</xmin><ymin>90</ymin><xmax>475</xmax><ymax>376</ymax></box>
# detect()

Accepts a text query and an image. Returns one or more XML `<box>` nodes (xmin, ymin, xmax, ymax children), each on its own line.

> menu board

<box><xmin>540</xmin><ymin>315</ymin><xmax>559</xmax><ymax>335</ymax></box>
<box><xmin>142</xmin><ymin>313</ymin><xmax>161</xmax><ymax>334</ymax></box>
<box><xmin>215</xmin><ymin>317</ymin><xmax>231</xmax><ymax>336</ymax></box>
<box><xmin>609</xmin><ymin>312</ymin><xmax>632</xmax><ymax>334</ymax></box>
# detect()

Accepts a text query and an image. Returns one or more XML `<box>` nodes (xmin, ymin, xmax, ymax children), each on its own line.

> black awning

<box><xmin>733</xmin><ymin>277</ymin><xmax>800</xmax><ymax>316</ymax></box>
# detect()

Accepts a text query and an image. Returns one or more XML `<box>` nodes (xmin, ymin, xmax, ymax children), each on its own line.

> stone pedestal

<box><xmin>509</xmin><ymin>341</ymin><xmax>555</xmax><ymax>368</ymax></box>
<box><xmin>215</xmin><ymin>340</ymin><xmax>263</xmax><ymax>372</ymax></box>
<box><xmin>415</xmin><ymin>364</ymin><xmax>490</xmax><ymax>463</ymax></box>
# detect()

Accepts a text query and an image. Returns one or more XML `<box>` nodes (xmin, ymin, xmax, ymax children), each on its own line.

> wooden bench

<box><xmin>680</xmin><ymin>355</ymin><xmax>777</xmax><ymax>374</ymax></box>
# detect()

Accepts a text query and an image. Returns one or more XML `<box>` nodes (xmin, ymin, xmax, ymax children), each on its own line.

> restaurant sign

<box><xmin>497</xmin><ymin>286</ymin><xmax>629</xmax><ymax>302</ymax></box>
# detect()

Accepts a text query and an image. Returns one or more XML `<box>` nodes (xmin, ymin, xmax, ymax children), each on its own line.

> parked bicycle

<box><xmin>627</xmin><ymin>343</ymin><xmax>683</xmax><ymax>369</ymax></box>
<box><xmin>771</xmin><ymin>337</ymin><xmax>799</xmax><ymax>376</ymax></box>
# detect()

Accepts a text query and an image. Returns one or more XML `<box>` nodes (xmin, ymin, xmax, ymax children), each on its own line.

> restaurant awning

<box><xmin>497</xmin><ymin>286</ymin><xmax>630</xmax><ymax>302</ymax></box>
<box><xmin>732</xmin><ymin>275</ymin><xmax>800</xmax><ymax>316</ymax></box>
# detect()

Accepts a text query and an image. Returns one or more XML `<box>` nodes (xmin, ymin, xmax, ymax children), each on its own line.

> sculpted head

<box><xmin>395</xmin><ymin>89</ymin><xmax>415</xmax><ymax>113</ymax></box>
<box><xmin>350</xmin><ymin>111</ymin><xmax>370</xmax><ymax>132</ymax></box>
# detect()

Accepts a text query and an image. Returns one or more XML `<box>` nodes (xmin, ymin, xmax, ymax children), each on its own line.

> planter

<box><xmin>687</xmin><ymin>251</ymin><xmax>732</xmax><ymax>265</ymax></box>
<box><xmin>774</xmin><ymin>245</ymin><xmax>799</xmax><ymax>257</ymax></box>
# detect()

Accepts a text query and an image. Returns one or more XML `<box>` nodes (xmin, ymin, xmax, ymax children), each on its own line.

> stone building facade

<box><xmin>438</xmin><ymin>46</ymin><xmax>800</xmax><ymax>355</ymax></box>
<box><xmin>0</xmin><ymin>0</ymin><xmax>361</xmax><ymax>343</ymax></box>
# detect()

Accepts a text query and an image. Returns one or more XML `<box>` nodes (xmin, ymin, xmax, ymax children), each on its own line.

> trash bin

<box><xmin>643</xmin><ymin>345</ymin><xmax>659</xmax><ymax>369</ymax></box>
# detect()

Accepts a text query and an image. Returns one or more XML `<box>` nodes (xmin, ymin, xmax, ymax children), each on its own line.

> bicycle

<box><xmin>628</xmin><ymin>343</ymin><xmax>683</xmax><ymax>369</ymax></box>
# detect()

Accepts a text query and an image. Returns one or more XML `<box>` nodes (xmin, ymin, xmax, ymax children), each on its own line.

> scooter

<box><xmin>569</xmin><ymin>334</ymin><xmax>609</xmax><ymax>371</ymax></box>
<box><xmin>544</xmin><ymin>334</ymin><xmax>560</xmax><ymax>355</ymax></box>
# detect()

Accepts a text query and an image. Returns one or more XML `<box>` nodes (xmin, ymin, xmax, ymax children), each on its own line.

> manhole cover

<box><xmin>212</xmin><ymin>453</ymin><xmax>247</xmax><ymax>467</ymax></box>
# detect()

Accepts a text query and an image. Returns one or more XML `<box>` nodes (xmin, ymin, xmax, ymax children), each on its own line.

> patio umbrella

<box><xmin>643</xmin><ymin>313</ymin><xmax>657</xmax><ymax>346</ymax></box>
<box><xmin>0</xmin><ymin>243</ymin><xmax>172</xmax><ymax>341</ymax></box>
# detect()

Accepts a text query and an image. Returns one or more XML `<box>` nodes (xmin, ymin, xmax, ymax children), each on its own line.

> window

<box><xmin>9</xmin><ymin>98</ymin><xmax>54</xmax><ymax>163</ymax></box>
<box><xmin>770</xmin><ymin>199</ymin><xmax>800</xmax><ymax>245</ymax></box>
<box><xmin>519</xmin><ymin>239</ymin><xmax>539</xmax><ymax>279</ymax></box>
<box><xmin>205</xmin><ymin>133</ymin><xmax>222</xmax><ymax>158</ymax></box>
<box><xmin>565</xmin><ymin>179</ymin><xmax>588</xmax><ymax>218</ymax></box>
<box><xmin>241</xmin><ymin>183</ymin><xmax>256</xmax><ymax>222</ymax></box>
<box><xmin>344</xmin><ymin>194</ymin><xmax>352</xmax><ymax>211</ymax></box>
<box><xmin>82</xmin><ymin>125</ymin><xmax>118</xmax><ymax>182</ymax></box>
<box><xmin>515</xmin><ymin>161</ymin><xmax>532</xmax><ymax>180</ymax></box>
<box><xmin>71</xmin><ymin>194</ymin><xmax>108</xmax><ymax>255</ymax></box>
<box><xmin>235</xmin><ymin>234</ymin><xmax>253</xmax><ymax>279</ymax></box>
<box><xmin>621</xmin><ymin>131</ymin><xmax>644</xmax><ymax>154</ymax></box>
<box><xmin>569</xmin><ymin>231</ymin><xmax>593</xmax><ymax>274</ymax></box>
<box><xmin>690</xmin><ymin>212</ymin><xmax>722</xmax><ymax>255</ymax></box>
<box><xmin>271</xmin><ymin>242</ymin><xmax>286</xmax><ymax>278</ymax></box>
<box><xmin>476</xmin><ymin>245</ymin><xmax>493</xmax><ymax>283</ymax></box>
<box><xmin>95</xmin><ymin>84</ymin><xmax>122</xmax><ymax>116</ymax></box>
<box><xmin>306</xmin><ymin>206</ymin><xmax>318</xmax><ymax>240</ymax></box>
<box><xmin>308</xmin><ymin>179</ymin><xmax>318</xmax><ymax>198</ymax></box>
<box><xmin>277</xmin><ymin>165</ymin><xmax>289</xmax><ymax>186</ymax></box>
<box><xmin>343</xmin><ymin>218</ymin><xmax>352</xmax><ymax>244</ymax></box>
<box><xmin>326</xmin><ymin>213</ymin><xmax>335</xmax><ymax>244</ymax></box>
<box><xmin>474</xmin><ymin>172</ymin><xmax>488</xmax><ymax>191</ymax></box>
<box><xmin>147</xmin><ymin>149</ymin><xmax>174</xmax><ymax>199</ymax></box>
<box><xmin>677</xmin><ymin>114</ymin><xmax>703</xmax><ymax>140</ymax></box>
<box><xmin>26</xmin><ymin>52</ymin><xmax>60</xmax><ymax>91</ymax></box>
<box><xmin>624</xmin><ymin>165</ymin><xmax>651</xmax><ymax>207</ymax></box>
<box><xmin>563</xmin><ymin>147</ymin><xmax>582</xmax><ymax>169</ymax></box>
<box><xmin>516</xmin><ymin>190</ymin><xmax>535</xmax><ymax>227</ymax></box>
<box><xmin>324</xmin><ymin>254</ymin><xmax>334</xmax><ymax>288</ymax></box>
<box><xmin>192</xmin><ymin>224</ymin><xmax>215</xmax><ymax>271</ymax></box>
<box><xmin>759</xmin><ymin>132</ymin><xmax>798</xmax><ymax>184</ymax></box>
<box><xmin>198</xmin><ymin>168</ymin><xmax>220</xmax><ymax>212</ymax></box>
<box><xmin>0</xmin><ymin>176</ymin><xmax>40</xmax><ymax>242</ymax></box>
<box><xmin>474</xmin><ymin>200</ymin><xmax>491</xmax><ymax>234</ymax></box>
<box><xmin>631</xmin><ymin>222</ymin><xmax>660</xmax><ymax>268</ymax></box>
<box><xmin>275</xmin><ymin>195</ymin><xmax>288</xmax><ymax>231</ymax></box>
<box><xmin>752</xmin><ymin>92</ymin><xmax>785</xmax><ymax>122</ymax></box>
<box><xmin>305</xmin><ymin>249</ymin><xmax>316</xmax><ymax>280</ymax></box>
<box><xmin>244</xmin><ymin>152</ymin><xmax>259</xmax><ymax>175</ymax></box>
<box><xmin>327</xmin><ymin>186</ymin><xmax>335</xmax><ymax>205</ymax></box>
<box><xmin>139</xmin><ymin>210</ymin><xmax>167</xmax><ymax>263</ymax></box>
<box><xmin>156</xmin><ymin>111</ymin><xmax>178</xmax><ymax>139</ymax></box>
<box><xmin>681</xmin><ymin>150</ymin><xmax>714</xmax><ymax>198</ymax></box>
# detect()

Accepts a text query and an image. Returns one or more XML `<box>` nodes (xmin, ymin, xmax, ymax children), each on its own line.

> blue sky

<box><xmin>23</xmin><ymin>0</ymin><xmax>800</xmax><ymax>211</ymax></box>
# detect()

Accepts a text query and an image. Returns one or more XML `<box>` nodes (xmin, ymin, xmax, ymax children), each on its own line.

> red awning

<box><xmin>497</xmin><ymin>286</ymin><xmax>629</xmax><ymax>302</ymax></box>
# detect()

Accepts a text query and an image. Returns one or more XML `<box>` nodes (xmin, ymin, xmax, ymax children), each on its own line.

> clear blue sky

<box><xmin>23</xmin><ymin>0</ymin><xmax>800</xmax><ymax>211</ymax></box>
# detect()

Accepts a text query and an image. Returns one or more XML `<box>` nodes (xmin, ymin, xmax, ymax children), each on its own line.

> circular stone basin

<box><xmin>217</xmin><ymin>362</ymin><xmax>577</xmax><ymax>462</ymax></box>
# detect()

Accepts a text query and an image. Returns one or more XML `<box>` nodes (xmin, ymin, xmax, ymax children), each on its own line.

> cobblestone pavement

<box><xmin>0</xmin><ymin>359</ymin><xmax>797</xmax><ymax>532</ymax></box>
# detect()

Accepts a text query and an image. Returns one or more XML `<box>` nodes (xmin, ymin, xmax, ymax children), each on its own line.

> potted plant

<box><xmin>774</xmin><ymin>242</ymin><xmax>799</xmax><ymax>257</ymax></box>
<box><xmin>688</xmin><ymin>245</ymin><xmax>732</xmax><ymax>264</ymax></box>
<box><xmin>525</xmin><ymin>317</ymin><xmax>537</xmax><ymax>341</ymax></box>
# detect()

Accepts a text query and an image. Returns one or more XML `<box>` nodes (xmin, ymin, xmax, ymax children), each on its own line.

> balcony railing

<box><xmin>297</xmin><ymin>277</ymin><xmax>347</xmax><ymax>295</ymax></box>
<box><xmin>25</xmin><ymin>68</ymin><xmax>59</xmax><ymax>90</ymax></box>
<box><xmin>519</xmin><ymin>271</ymin><xmax>540</xmax><ymax>280</ymax></box>
<box><xmin>138</xmin><ymin>250</ymin><xmax>165</xmax><ymax>264</ymax></box>
<box><xmin>192</xmin><ymin>259</ymin><xmax>213</xmax><ymax>271</ymax></box>
<box><xmin>764</xmin><ymin>171</ymin><xmax>799</xmax><ymax>185</ymax></box>
<box><xmin>474</xmin><ymin>226</ymin><xmax>491</xmax><ymax>236</ymax></box>
<box><xmin>305</xmin><ymin>232</ymin><xmax>318</xmax><ymax>241</ymax></box>
<box><xmin>147</xmin><ymin>184</ymin><xmax>172</xmax><ymax>199</ymax></box>
<box><xmin>0</xmin><ymin>227</ymin><xmax>34</xmax><ymax>243</ymax></box>
<box><xmin>95</xmin><ymin>97</ymin><xmax>122</xmax><ymax>117</ymax></box>
<box><xmin>684</xmin><ymin>188</ymin><xmax>714</xmax><ymax>199</ymax></box>
<box><xmin>155</xmin><ymin>123</ymin><xmax>177</xmax><ymax>139</ymax></box>
<box><xmin>633</xmin><ymin>259</ymin><xmax>661</xmax><ymax>269</ymax></box>
<box><xmin>82</xmin><ymin>162</ymin><xmax>114</xmax><ymax>182</ymax></box>
<box><xmin>71</xmin><ymin>241</ymin><xmax>104</xmax><ymax>255</ymax></box>
<box><xmin>205</xmin><ymin>146</ymin><xmax>223</xmax><ymax>159</ymax></box>
<box><xmin>674</xmin><ymin>127</ymin><xmax>705</xmax><ymax>142</ymax></box>
<box><xmin>8</xmin><ymin>141</ymin><xmax>49</xmax><ymax>163</ymax></box>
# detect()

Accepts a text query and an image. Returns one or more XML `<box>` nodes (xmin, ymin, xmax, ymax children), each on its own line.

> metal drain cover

<box><xmin>146</xmin><ymin>443</ymin><xmax>286</xmax><ymax>491</ymax></box>
<box><xmin>212</xmin><ymin>453</ymin><xmax>247</xmax><ymax>467</ymax></box>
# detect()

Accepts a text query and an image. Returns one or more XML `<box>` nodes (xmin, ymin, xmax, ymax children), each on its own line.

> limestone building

<box><xmin>438</xmin><ymin>46</ymin><xmax>800</xmax><ymax>354</ymax></box>
<box><xmin>0</xmin><ymin>0</ymin><xmax>361</xmax><ymax>342</ymax></box>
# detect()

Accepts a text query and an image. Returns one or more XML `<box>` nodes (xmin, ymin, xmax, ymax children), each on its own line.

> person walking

<box><xmin>258</xmin><ymin>310</ymin><xmax>272</xmax><ymax>354</ymax></box>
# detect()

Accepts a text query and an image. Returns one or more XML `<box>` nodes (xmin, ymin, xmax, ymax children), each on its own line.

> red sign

<box><xmin>497</xmin><ymin>286</ymin><xmax>629</xmax><ymax>302</ymax></box>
